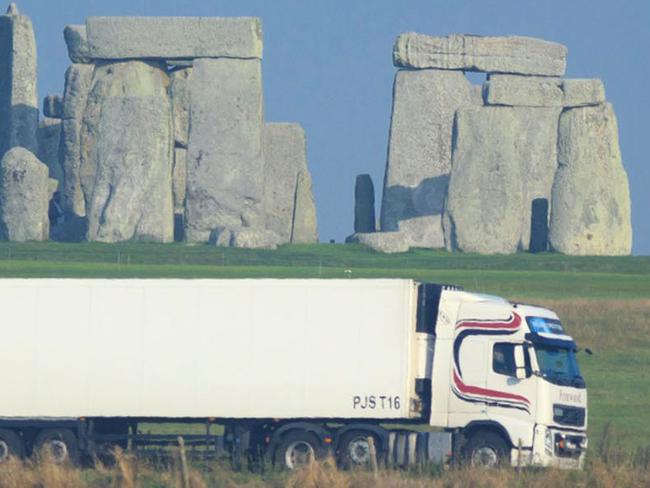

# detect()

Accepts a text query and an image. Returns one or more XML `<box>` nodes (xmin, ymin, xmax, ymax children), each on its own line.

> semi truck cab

<box><xmin>428</xmin><ymin>287</ymin><xmax>587</xmax><ymax>468</ymax></box>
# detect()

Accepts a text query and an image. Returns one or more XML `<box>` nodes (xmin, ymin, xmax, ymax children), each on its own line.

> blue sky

<box><xmin>17</xmin><ymin>0</ymin><xmax>650</xmax><ymax>254</ymax></box>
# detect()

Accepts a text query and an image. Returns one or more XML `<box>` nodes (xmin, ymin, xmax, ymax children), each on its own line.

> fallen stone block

<box><xmin>354</xmin><ymin>174</ymin><xmax>376</xmax><ymax>234</ymax></box>
<box><xmin>380</xmin><ymin>68</ymin><xmax>473</xmax><ymax>248</ymax></box>
<box><xmin>37</xmin><ymin>117</ymin><xmax>63</xmax><ymax>183</ymax></box>
<box><xmin>86</xmin><ymin>16</ymin><xmax>263</xmax><ymax>60</ymax></box>
<box><xmin>232</xmin><ymin>228</ymin><xmax>281</xmax><ymax>249</ymax></box>
<box><xmin>562</xmin><ymin>79</ymin><xmax>605</xmax><ymax>107</ymax></box>
<box><xmin>64</xmin><ymin>25</ymin><xmax>91</xmax><ymax>64</ymax></box>
<box><xmin>80</xmin><ymin>60</ymin><xmax>174</xmax><ymax>243</ymax></box>
<box><xmin>394</xmin><ymin>33</ymin><xmax>567</xmax><ymax>76</ymax></box>
<box><xmin>185</xmin><ymin>58</ymin><xmax>264</xmax><ymax>242</ymax></box>
<box><xmin>43</xmin><ymin>94</ymin><xmax>63</xmax><ymax>118</ymax></box>
<box><xmin>60</xmin><ymin>63</ymin><xmax>94</xmax><ymax>217</ymax></box>
<box><xmin>0</xmin><ymin>147</ymin><xmax>50</xmax><ymax>241</ymax></box>
<box><xmin>346</xmin><ymin>232</ymin><xmax>410</xmax><ymax>254</ymax></box>
<box><xmin>550</xmin><ymin>103</ymin><xmax>631</xmax><ymax>255</ymax></box>
<box><xmin>0</xmin><ymin>5</ymin><xmax>38</xmax><ymax>156</ymax></box>
<box><xmin>484</xmin><ymin>74</ymin><xmax>563</xmax><ymax>107</ymax></box>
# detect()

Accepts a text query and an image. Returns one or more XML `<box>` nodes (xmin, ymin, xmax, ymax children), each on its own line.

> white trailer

<box><xmin>0</xmin><ymin>279</ymin><xmax>587</xmax><ymax>469</ymax></box>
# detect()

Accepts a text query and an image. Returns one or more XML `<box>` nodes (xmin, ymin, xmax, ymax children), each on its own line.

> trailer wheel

<box><xmin>34</xmin><ymin>429</ymin><xmax>79</xmax><ymax>465</ymax></box>
<box><xmin>463</xmin><ymin>431</ymin><xmax>509</xmax><ymax>468</ymax></box>
<box><xmin>275</xmin><ymin>431</ymin><xmax>324</xmax><ymax>470</ymax></box>
<box><xmin>337</xmin><ymin>431</ymin><xmax>381</xmax><ymax>469</ymax></box>
<box><xmin>0</xmin><ymin>429</ymin><xmax>23</xmax><ymax>462</ymax></box>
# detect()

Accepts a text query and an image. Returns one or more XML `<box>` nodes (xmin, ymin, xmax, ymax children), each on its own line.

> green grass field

<box><xmin>0</xmin><ymin>242</ymin><xmax>648</xmax><ymax>450</ymax></box>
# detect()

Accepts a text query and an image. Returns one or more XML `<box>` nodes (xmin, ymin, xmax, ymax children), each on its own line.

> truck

<box><xmin>0</xmin><ymin>278</ymin><xmax>587</xmax><ymax>469</ymax></box>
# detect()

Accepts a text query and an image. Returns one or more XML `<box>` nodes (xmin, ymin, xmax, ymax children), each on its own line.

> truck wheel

<box><xmin>464</xmin><ymin>431</ymin><xmax>509</xmax><ymax>468</ymax></box>
<box><xmin>34</xmin><ymin>429</ymin><xmax>79</xmax><ymax>465</ymax></box>
<box><xmin>0</xmin><ymin>429</ymin><xmax>23</xmax><ymax>462</ymax></box>
<box><xmin>275</xmin><ymin>431</ymin><xmax>323</xmax><ymax>470</ymax></box>
<box><xmin>337</xmin><ymin>431</ymin><xmax>381</xmax><ymax>469</ymax></box>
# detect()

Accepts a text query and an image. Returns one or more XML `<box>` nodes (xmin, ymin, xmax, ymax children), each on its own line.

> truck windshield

<box><xmin>534</xmin><ymin>345</ymin><xmax>585</xmax><ymax>389</ymax></box>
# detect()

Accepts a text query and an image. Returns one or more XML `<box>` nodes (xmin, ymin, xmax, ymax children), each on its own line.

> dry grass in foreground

<box><xmin>0</xmin><ymin>447</ymin><xmax>649</xmax><ymax>488</ymax></box>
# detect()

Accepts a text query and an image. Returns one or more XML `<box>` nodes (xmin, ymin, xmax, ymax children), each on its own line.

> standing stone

<box><xmin>484</xmin><ymin>74</ymin><xmax>563</xmax><ymax>107</ymax></box>
<box><xmin>550</xmin><ymin>103</ymin><xmax>632</xmax><ymax>255</ymax></box>
<box><xmin>64</xmin><ymin>25</ymin><xmax>91</xmax><ymax>64</ymax></box>
<box><xmin>37</xmin><ymin>117</ymin><xmax>63</xmax><ymax>183</ymax></box>
<box><xmin>172</xmin><ymin>147</ymin><xmax>186</xmax><ymax>214</ymax></box>
<box><xmin>515</xmin><ymin>107</ymin><xmax>562</xmax><ymax>250</ymax></box>
<box><xmin>60</xmin><ymin>63</ymin><xmax>93</xmax><ymax>216</ymax></box>
<box><xmin>86</xmin><ymin>17</ymin><xmax>263</xmax><ymax>60</ymax></box>
<box><xmin>0</xmin><ymin>147</ymin><xmax>50</xmax><ymax>241</ymax></box>
<box><xmin>380</xmin><ymin>69</ymin><xmax>473</xmax><ymax>248</ymax></box>
<box><xmin>562</xmin><ymin>79</ymin><xmax>605</xmax><ymax>108</ymax></box>
<box><xmin>394</xmin><ymin>33</ymin><xmax>567</xmax><ymax>76</ymax></box>
<box><xmin>0</xmin><ymin>4</ymin><xmax>38</xmax><ymax>157</ymax></box>
<box><xmin>80</xmin><ymin>60</ymin><xmax>174</xmax><ymax>243</ymax></box>
<box><xmin>185</xmin><ymin>58</ymin><xmax>264</xmax><ymax>242</ymax></box>
<box><xmin>263</xmin><ymin>123</ymin><xmax>317</xmax><ymax>243</ymax></box>
<box><xmin>290</xmin><ymin>170</ymin><xmax>318</xmax><ymax>244</ymax></box>
<box><xmin>354</xmin><ymin>174</ymin><xmax>375</xmax><ymax>233</ymax></box>
<box><xmin>43</xmin><ymin>95</ymin><xmax>63</xmax><ymax>118</ymax></box>
<box><xmin>444</xmin><ymin>107</ymin><xmax>524</xmax><ymax>254</ymax></box>
<box><xmin>169</xmin><ymin>67</ymin><xmax>192</xmax><ymax>147</ymax></box>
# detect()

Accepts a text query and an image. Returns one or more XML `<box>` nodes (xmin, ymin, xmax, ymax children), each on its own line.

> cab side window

<box><xmin>493</xmin><ymin>343</ymin><xmax>516</xmax><ymax>376</ymax></box>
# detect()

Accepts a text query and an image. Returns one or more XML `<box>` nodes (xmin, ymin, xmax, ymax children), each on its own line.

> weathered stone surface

<box><xmin>262</xmin><ymin>123</ymin><xmax>317</xmax><ymax>243</ymax></box>
<box><xmin>550</xmin><ymin>103</ymin><xmax>631</xmax><ymax>255</ymax></box>
<box><xmin>185</xmin><ymin>58</ymin><xmax>264</xmax><ymax>243</ymax></box>
<box><xmin>43</xmin><ymin>95</ymin><xmax>63</xmax><ymax>118</ymax></box>
<box><xmin>0</xmin><ymin>147</ymin><xmax>50</xmax><ymax>241</ymax></box>
<box><xmin>80</xmin><ymin>60</ymin><xmax>174</xmax><ymax>243</ymax></box>
<box><xmin>470</xmin><ymin>85</ymin><xmax>484</xmax><ymax>106</ymax></box>
<box><xmin>60</xmin><ymin>63</ymin><xmax>93</xmax><ymax>216</ymax></box>
<box><xmin>86</xmin><ymin>17</ymin><xmax>263</xmax><ymax>60</ymax></box>
<box><xmin>562</xmin><ymin>79</ymin><xmax>605</xmax><ymax>107</ymax></box>
<box><xmin>0</xmin><ymin>7</ymin><xmax>38</xmax><ymax>156</ymax></box>
<box><xmin>64</xmin><ymin>25</ymin><xmax>91</xmax><ymax>64</ymax></box>
<box><xmin>346</xmin><ymin>232</ymin><xmax>409</xmax><ymax>254</ymax></box>
<box><xmin>169</xmin><ymin>67</ymin><xmax>192</xmax><ymax>147</ymax></box>
<box><xmin>484</xmin><ymin>74</ymin><xmax>563</xmax><ymax>107</ymax></box>
<box><xmin>232</xmin><ymin>228</ymin><xmax>281</xmax><ymax>249</ymax></box>
<box><xmin>354</xmin><ymin>174</ymin><xmax>375</xmax><ymax>233</ymax></box>
<box><xmin>37</xmin><ymin>117</ymin><xmax>63</xmax><ymax>183</ymax></box>
<box><xmin>172</xmin><ymin>147</ymin><xmax>186</xmax><ymax>214</ymax></box>
<box><xmin>380</xmin><ymin>69</ymin><xmax>473</xmax><ymax>248</ymax></box>
<box><xmin>290</xmin><ymin>170</ymin><xmax>318</xmax><ymax>244</ymax></box>
<box><xmin>444</xmin><ymin>107</ymin><xmax>525</xmax><ymax>254</ymax></box>
<box><xmin>515</xmin><ymin>107</ymin><xmax>561</xmax><ymax>250</ymax></box>
<box><xmin>394</xmin><ymin>33</ymin><xmax>567</xmax><ymax>76</ymax></box>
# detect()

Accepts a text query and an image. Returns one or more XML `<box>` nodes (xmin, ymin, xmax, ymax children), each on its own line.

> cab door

<box><xmin>486</xmin><ymin>341</ymin><xmax>537</xmax><ymax>447</ymax></box>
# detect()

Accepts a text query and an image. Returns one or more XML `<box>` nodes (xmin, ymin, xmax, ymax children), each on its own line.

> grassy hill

<box><xmin>0</xmin><ymin>242</ymin><xmax>648</xmax><ymax>449</ymax></box>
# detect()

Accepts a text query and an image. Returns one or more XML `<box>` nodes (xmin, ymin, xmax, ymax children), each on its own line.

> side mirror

<box><xmin>514</xmin><ymin>345</ymin><xmax>526</xmax><ymax>380</ymax></box>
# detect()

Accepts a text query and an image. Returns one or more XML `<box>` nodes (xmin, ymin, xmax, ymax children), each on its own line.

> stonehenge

<box><xmin>0</xmin><ymin>6</ymin><xmax>318</xmax><ymax>245</ymax></box>
<box><xmin>0</xmin><ymin>5</ymin><xmax>634</xmax><ymax>255</ymax></box>
<box><xmin>366</xmin><ymin>31</ymin><xmax>632</xmax><ymax>255</ymax></box>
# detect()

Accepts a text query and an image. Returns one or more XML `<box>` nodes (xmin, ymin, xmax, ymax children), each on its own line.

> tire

<box><xmin>337</xmin><ymin>430</ymin><xmax>381</xmax><ymax>470</ymax></box>
<box><xmin>463</xmin><ymin>431</ymin><xmax>509</xmax><ymax>468</ymax></box>
<box><xmin>274</xmin><ymin>431</ymin><xmax>324</xmax><ymax>471</ymax></box>
<box><xmin>0</xmin><ymin>429</ymin><xmax>23</xmax><ymax>462</ymax></box>
<box><xmin>34</xmin><ymin>429</ymin><xmax>79</xmax><ymax>465</ymax></box>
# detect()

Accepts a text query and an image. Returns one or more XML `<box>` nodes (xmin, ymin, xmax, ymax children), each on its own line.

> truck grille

<box><xmin>553</xmin><ymin>404</ymin><xmax>586</xmax><ymax>427</ymax></box>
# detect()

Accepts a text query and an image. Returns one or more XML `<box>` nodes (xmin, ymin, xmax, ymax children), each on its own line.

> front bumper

<box><xmin>512</xmin><ymin>424</ymin><xmax>587</xmax><ymax>469</ymax></box>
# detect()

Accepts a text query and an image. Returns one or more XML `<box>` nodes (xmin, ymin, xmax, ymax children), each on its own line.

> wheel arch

<box><xmin>461</xmin><ymin>421</ymin><xmax>513</xmax><ymax>449</ymax></box>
